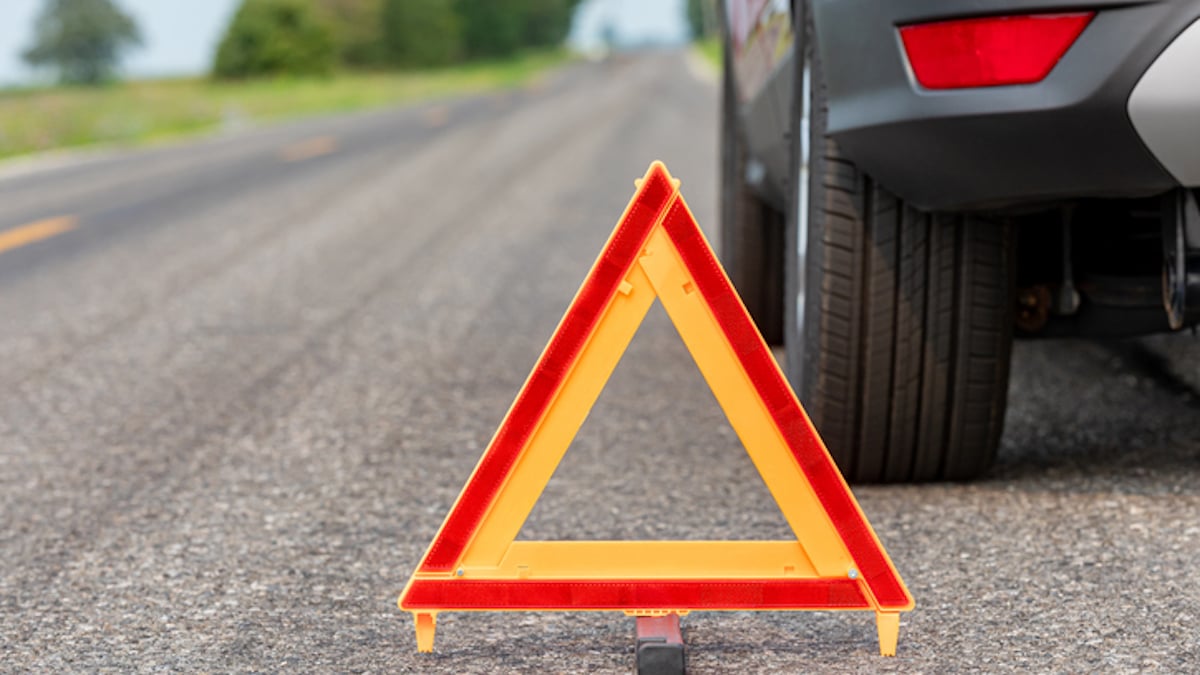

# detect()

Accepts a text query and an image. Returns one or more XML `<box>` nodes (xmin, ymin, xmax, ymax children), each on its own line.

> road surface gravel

<box><xmin>1</xmin><ymin>52</ymin><xmax>1197</xmax><ymax>672</ymax></box>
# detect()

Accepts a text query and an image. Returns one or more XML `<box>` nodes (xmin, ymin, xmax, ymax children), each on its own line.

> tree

<box><xmin>453</xmin><ymin>0</ymin><xmax>578</xmax><ymax>59</ymax></box>
<box><xmin>454</xmin><ymin>0</ymin><xmax>523</xmax><ymax>59</ymax></box>
<box><xmin>22</xmin><ymin>0</ymin><xmax>142</xmax><ymax>85</ymax></box>
<box><xmin>381</xmin><ymin>0</ymin><xmax>461</xmax><ymax>68</ymax></box>
<box><xmin>518</xmin><ymin>0</ymin><xmax>580</xmax><ymax>48</ymax></box>
<box><xmin>379</xmin><ymin>0</ymin><xmax>578</xmax><ymax>69</ymax></box>
<box><xmin>316</xmin><ymin>0</ymin><xmax>385</xmax><ymax>68</ymax></box>
<box><xmin>214</xmin><ymin>0</ymin><xmax>337</xmax><ymax>78</ymax></box>
<box><xmin>686</xmin><ymin>0</ymin><xmax>717</xmax><ymax>40</ymax></box>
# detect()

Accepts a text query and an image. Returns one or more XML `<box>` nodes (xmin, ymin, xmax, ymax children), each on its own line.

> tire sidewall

<box><xmin>785</xmin><ymin>2</ymin><xmax>823</xmax><ymax>406</ymax></box>
<box><xmin>720</xmin><ymin>21</ymin><xmax>739</xmax><ymax>262</ymax></box>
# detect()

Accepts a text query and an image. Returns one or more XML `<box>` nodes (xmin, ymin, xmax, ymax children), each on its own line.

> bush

<box><xmin>214</xmin><ymin>0</ymin><xmax>336</xmax><ymax>78</ymax></box>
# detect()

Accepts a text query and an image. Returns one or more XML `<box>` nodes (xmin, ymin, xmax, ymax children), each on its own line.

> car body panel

<box><xmin>728</xmin><ymin>0</ymin><xmax>790</xmax><ymax>104</ymax></box>
<box><xmin>725</xmin><ymin>0</ymin><xmax>794</xmax><ymax>208</ymax></box>
<box><xmin>726</xmin><ymin>0</ymin><xmax>1200</xmax><ymax>211</ymax></box>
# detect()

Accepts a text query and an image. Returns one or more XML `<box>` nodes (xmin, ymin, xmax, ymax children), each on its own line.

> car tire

<box><xmin>720</xmin><ymin>31</ymin><xmax>785</xmax><ymax>345</ymax></box>
<box><xmin>786</xmin><ymin>4</ymin><xmax>1016</xmax><ymax>482</ymax></box>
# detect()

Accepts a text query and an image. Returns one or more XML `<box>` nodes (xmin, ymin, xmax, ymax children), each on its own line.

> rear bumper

<box><xmin>815</xmin><ymin>0</ymin><xmax>1200</xmax><ymax>211</ymax></box>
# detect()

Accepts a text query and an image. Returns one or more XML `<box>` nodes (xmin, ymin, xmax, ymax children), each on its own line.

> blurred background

<box><xmin>0</xmin><ymin>0</ymin><xmax>719</xmax><ymax>159</ymax></box>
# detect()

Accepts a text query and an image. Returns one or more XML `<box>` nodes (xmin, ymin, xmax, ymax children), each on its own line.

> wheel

<box><xmin>785</xmin><ymin>4</ymin><xmax>1016</xmax><ymax>482</ymax></box>
<box><xmin>720</xmin><ymin>26</ymin><xmax>784</xmax><ymax>345</ymax></box>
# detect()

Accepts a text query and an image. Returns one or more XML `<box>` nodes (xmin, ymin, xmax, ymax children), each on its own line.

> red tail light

<box><xmin>899</xmin><ymin>13</ymin><xmax>1095</xmax><ymax>89</ymax></box>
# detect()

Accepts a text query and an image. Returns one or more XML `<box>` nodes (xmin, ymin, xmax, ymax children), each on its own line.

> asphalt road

<box><xmin>2</xmin><ymin>52</ymin><xmax>1199</xmax><ymax>673</ymax></box>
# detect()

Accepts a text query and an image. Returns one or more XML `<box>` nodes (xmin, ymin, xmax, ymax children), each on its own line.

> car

<box><xmin>720</xmin><ymin>0</ymin><xmax>1200</xmax><ymax>482</ymax></box>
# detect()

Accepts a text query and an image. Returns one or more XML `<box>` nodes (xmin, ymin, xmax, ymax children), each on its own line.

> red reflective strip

<box><xmin>403</xmin><ymin>578</ymin><xmax>869</xmax><ymax>610</ymax></box>
<box><xmin>661</xmin><ymin>199</ymin><xmax>911</xmax><ymax>610</ymax></box>
<box><xmin>420</xmin><ymin>169</ymin><xmax>675</xmax><ymax>572</ymax></box>
<box><xmin>899</xmin><ymin>13</ymin><xmax>1094</xmax><ymax>89</ymax></box>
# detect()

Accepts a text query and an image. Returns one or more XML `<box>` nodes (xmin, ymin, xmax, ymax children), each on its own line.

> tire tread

<box><xmin>809</xmin><ymin>146</ymin><xmax>1013</xmax><ymax>482</ymax></box>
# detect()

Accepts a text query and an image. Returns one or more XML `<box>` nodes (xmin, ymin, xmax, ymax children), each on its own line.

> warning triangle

<box><xmin>399</xmin><ymin>162</ymin><xmax>913</xmax><ymax>656</ymax></box>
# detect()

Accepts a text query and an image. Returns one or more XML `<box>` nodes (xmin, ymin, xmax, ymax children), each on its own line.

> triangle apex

<box><xmin>644</xmin><ymin>160</ymin><xmax>675</xmax><ymax>184</ymax></box>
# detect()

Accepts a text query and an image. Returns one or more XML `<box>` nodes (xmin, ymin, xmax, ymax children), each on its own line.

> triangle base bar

<box><xmin>404</xmin><ymin>578</ymin><xmax>872</xmax><ymax>611</ymax></box>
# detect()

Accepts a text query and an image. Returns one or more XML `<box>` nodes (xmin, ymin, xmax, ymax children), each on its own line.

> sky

<box><xmin>569</xmin><ymin>0</ymin><xmax>690</xmax><ymax>51</ymax></box>
<box><xmin>0</xmin><ymin>0</ymin><xmax>689</xmax><ymax>87</ymax></box>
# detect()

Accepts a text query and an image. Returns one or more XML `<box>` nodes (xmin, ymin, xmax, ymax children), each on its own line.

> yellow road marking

<box><xmin>423</xmin><ymin>105</ymin><xmax>449</xmax><ymax>128</ymax></box>
<box><xmin>279</xmin><ymin>136</ymin><xmax>338</xmax><ymax>162</ymax></box>
<box><xmin>0</xmin><ymin>216</ymin><xmax>78</xmax><ymax>255</ymax></box>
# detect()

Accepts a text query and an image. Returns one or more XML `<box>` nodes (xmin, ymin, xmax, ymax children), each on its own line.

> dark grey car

<box><xmin>722</xmin><ymin>0</ymin><xmax>1200</xmax><ymax>482</ymax></box>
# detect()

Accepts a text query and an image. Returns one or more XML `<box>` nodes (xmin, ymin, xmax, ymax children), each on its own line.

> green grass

<box><xmin>694</xmin><ymin>38</ymin><xmax>721</xmax><ymax>69</ymax></box>
<box><xmin>0</xmin><ymin>50</ymin><xmax>570</xmax><ymax>160</ymax></box>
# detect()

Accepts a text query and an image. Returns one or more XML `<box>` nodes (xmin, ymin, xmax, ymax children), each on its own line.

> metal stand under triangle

<box><xmin>636</xmin><ymin>614</ymin><xmax>685</xmax><ymax>675</ymax></box>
